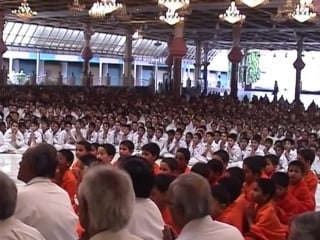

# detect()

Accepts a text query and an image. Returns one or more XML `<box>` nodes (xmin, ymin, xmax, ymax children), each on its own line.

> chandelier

<box><xmin>89</xmin><ymin>0</ymin><xmax>123</xmax><ymax>18</ymax></box>
<box><xmin>290</xmin><ymin>0</ymin><xmax>316</xmax><ymax>22</ymax></box>
<box><xmin>12</xmin><ymin>0</ymin><xmax>37</xmax><ymax>19</ymax></box>
<box><xmin>132</xmin><ymin>29</ymin><xmax>143</xmax><ymax>40</ymax></box>
<box><xmin>239</xmin><ymin>0</ymin><xmax>266</xmax><ymax>8</ymax></box>
<box><xmin>219</xmin><ymin>2</ymin><xmax>246</xmax><ymax>24</ymax></box>
<box><xmin>69</xmin><ymin>0</ymin><xmax>85</xmax><ymax>12</ymax></box>
<box><xmin>158</xmin><ymin>0</ymin><xmax>190</xmax><ymax>12</ymax></box>
<box><xmin>160</xmin><ymin>9</ymin><xmax>185</xmax><ymax>25</ymax></box>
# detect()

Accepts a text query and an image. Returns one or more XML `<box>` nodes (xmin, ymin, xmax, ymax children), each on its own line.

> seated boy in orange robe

<box><xmin>207</xmin><ymin>159</ymin><xmax>224</xmax><ymax>186</ymax></box>
<box><xmin>243</xmin><ymin>156</ymin><xmax>267</xmax><ymax>202</ymax></box>
<box><xmin>264</xmin><ymin>154</ymin><xmax>279</xmax><ymax>178</ymax></box>
<box><xmin>150</xmin><ymin>173</ymin><xmax>180</xmax><ymax>234</ymax></box>
<box><xmin>297</xmin><ymin>149</ymin><xmax>318</xmax><ymax>196</ymax></box>
<box><xmin>287</xmin><ymin>160</ymin><xmax>315</xmax><ymax>213</ymax></box>
<box><xmin>72</xmin><ymin>141</ymin><xmax>92</xmax><ymax>182</ymax></box>
<box><xmin>142</xmin><ymin>143</ymin><xmax>161</xmax><ymax>175</ymax></box>
<box><xmin>271</xmin><ymin>172</ymin><xmax>299</xmax><ymax>224</ymax></box>
<box><xmin>244</xmin><ymin>178</ymin><xmax>287</xmax><ymax>240</ymax></box>
<box><xmin>211</xmin><ymin>177</ymin><xmax>246</xmax><ymax>232</ymax></box>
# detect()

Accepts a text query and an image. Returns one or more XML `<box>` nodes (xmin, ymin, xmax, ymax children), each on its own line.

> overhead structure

<box><xmin>219</xmin><ymin>2</ymin><xmax>246</xmax><ymax>24</ymax></box>
<box><xmin>239</xmin><ymin>0</ymin><xmax>266</xmax><ymax>8</ymax></box>
<box><xmin>89</xmin><ymin>0</ymin><xmax>123</xmax><ymax>18</ymax></box>
<box><xmin>158</xmin><ymin>0</ymin><xmax>190</xmax><ymax>11</ymax></box>
<box><xmin>160</xmin><ymin>9</ymin><xmax>185</xmax><ymax>25</ymax></box>
<box><xmin>12</xmin><ymin>0</ymin><xmax>37</xmax><ymax>19</ymax></box>
<box><xmin>290</xmin><ymin>0</ymin><xmax>316</xmax><ymax>22</ymax></box>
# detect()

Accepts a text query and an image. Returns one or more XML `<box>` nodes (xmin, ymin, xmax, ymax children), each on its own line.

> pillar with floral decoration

<box><xmin>194</xmin><ymin>39</ymin><xmax>201</xmax><ymax>89</ymax></box>
<box><xmin>169</xmin><ymin>23</ymin><xmax>187</xmax><ymax>99</ymax></box>
<box><xmin>203</xmin><ymin>43</ymin><xmax>210</xmax><ymax>94</ymax></box>
<box><xmin>0</xmin><ymin>11</ymin><xmax>7</xmax><ymax>86</ymax></box>
<box><xmin>228</xmin><ymin>24</ymin><xmax>243</xmax><ymax>99</ymax></box>
<box><xmin>81</xmin><ymin>24</ymin><xmax>93</xmax><ymax>87</ymax></box>
<box><xmin>294</xmin><ymin>36</ymin><xmax>305</xmax><ymax>103</ymax></box>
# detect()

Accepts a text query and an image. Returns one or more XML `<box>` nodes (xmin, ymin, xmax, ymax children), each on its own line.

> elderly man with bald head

<box><xmin>166</xmin><ymin>173</ymin><xmax>244</xmax><ymax>240</ymax></box>
<box><xmin>15</xmin><ymin>143</ymin><xmax>78</xmax><ymax>240</ymax></box>
<box><xmin>0</xmin><ymin>171</ymin><xmax>45</xmax><ymax>239</ymax></box>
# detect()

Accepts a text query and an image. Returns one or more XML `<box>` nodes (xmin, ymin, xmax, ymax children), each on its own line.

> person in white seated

<box><xmin>188</xmin><ymin>133</ymin><xmax>206</xmax><ymax>166</ymax></box>
<box><xmin>2</xmin><ymin>121</ymin><xmax>27</xmax><ymax>153</ymax></box>
<box><xmin>24</xmin><ymin>120</ymin><xmax>42</xmax><ymax>147</ymax></box>
<box><xmin>60</xmin><ymin>121</ymin><xmax>77</xmax><ymax>150</ymax></box>
<box><xmin>0</xmin><ymin>171</ymin><xmax>45</xmax><ymax>240</ymax></box>
<box><xmin>0</xmin><ymin>129</ymin><xmax>5</xmax><ymax>153</ymax></box>
<box><xmin>78</xmin><ymin>165</ymin><xmax>142</xmax><ymax>240</ymax></box>
<box><xmin>72</xmin><ymin>119</ymin><xmax>86</xmax><ymax>142</ymax></box>
<box><xmin>122</xmin><ymin>156</ymin><xmax>165</xmax><ymax>240</ymax></box>
<box><xmin>279</xmin><ymin>138</ymin><xmax>297</xmax><ymax>171</ymax></box>
<box><xmin>97</xmin><ymin>122</ymin><xmax>114</xmax><ymax>144</ymax></box>
<box><xmin>168</xmin><ymin>129</ymin><xmax>187</xmax><ymax>155</ymax></box>
<box><xmin>164</xmin><ymin>172</ymin><xmax>244</xmax><ymax>240</ymax></box>
<box><xmin>85</xmin><ymin>122</ymin><xmax>98</xmax><ymax>143</ymax></box>
<box><xmin>243</xmin><ymin>134</ymin><xmax>265</xmax><ymax>159</ymax></box>
<box><xmin>226</xmin><ymin>133</ymin><xmax>243</xmax><ymax>168</ymax></box>
<box><xmin>50</xmin><ymin>121</ymin><xmax>63</xmax><ymax>150</ymax></box>
<box><xmin>15</xmin><ymin>143</ymin><xmax>78</xmax><ymax>240</ymax></box>
<box><xmin>133</xmin><ymin>126</ymin><xmax>148</xmax><ymax>152</ymax></box>
<box><xmin>152</xmin><ymin>128</ymin><xmax>167</xmax><ymax>156</ymax></box>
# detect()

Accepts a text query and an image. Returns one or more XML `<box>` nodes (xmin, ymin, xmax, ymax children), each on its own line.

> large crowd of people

<box><xmin>0</xmin><ymin>86</ymin><xmax>320</xmax><ymax>240</ymax></box>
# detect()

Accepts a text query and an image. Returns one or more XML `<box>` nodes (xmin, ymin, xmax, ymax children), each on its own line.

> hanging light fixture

<box><xmin>89</xmin><ymin>0</ymin><xmax>123</xmax><ymax>18</ymax></box>
<box><xmin>219</xmin><ymin>2</ymin><xmax>246</xmax><ymax>24</ymax></box>
<box><xmin>240</xmin><ymin>0</ymin><xmax>266</xmax><ymax>8</ymax></box>
<box><xmin>160</xmin><ymin>9</ymin><xmax>185</xmax><ymax>25</ymax></box>
<box><xmin>69</xmin><ymin>0</ymin><xmax>85</xmax><ymax>12</ymax></box>
<box><xmin>158</xmin><ymin>0</ymin><xmax>190</xmax><ymax>12</ymax></box>
<box><xmin>290</xmin><ymin>0</ymin><xmax>316</xmax><ymax>22</ymax></box>
<box><xmin>12</xmin><ymin>0</ymin><xmax>37</xmax><ymax>19</ymax></box>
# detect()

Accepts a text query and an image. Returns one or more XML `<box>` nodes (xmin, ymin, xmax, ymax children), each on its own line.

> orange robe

<box><xmin>161</xmin><ymin>207</ymin><xmax>181</xmax><ymax>234</ymax></box>
<box><xmin>288</xmin><ymin>180</ymin><xmax>315</xmax><ymax>213</ymax></box>
<box><xmin>273</xmin><ymin>192</ymin><xmax>299</xmax><ymax>223</ymax></box>
<box><xmin>153</xmin><ymin>163</ymin><xmax>161</xmax><ymax>175</ymax></box>
<box><xmin>244</xmin><ymin>202</ymin><xmax>287</xmax><ymax>240</ymax></box>
<box><xmin>243</xmin><ymin>182</ymin><xmax>255</xmax><ymax>202</ymax></box>
<box><xmin>304</xmin><ymin>170</ymin><xmax>318</xmax><ymax>196</ymax></box>
<box><xmin>217</xmin><ymin>193</ymin><xmax>247</xmax><ymax>232</ymax></box>
<box><xmin>71</xmin><ymin>160</ymin><xmax>80</xmax><ymax>181</ymax></box>
<box><xmin>61</xmin><ymin>169</ymin><xmax>78</xmax><ymax>202</ymax></box>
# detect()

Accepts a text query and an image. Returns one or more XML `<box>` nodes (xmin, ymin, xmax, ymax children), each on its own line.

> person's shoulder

<box><xmin>212</xmin><ymin>220</ymin><xmax>244</xmax><ymax>238</ymax></box>
<box><xmin>129</xmin><ymin>234</ymin><xmax>143</xmax><ymax>240</ymax></box>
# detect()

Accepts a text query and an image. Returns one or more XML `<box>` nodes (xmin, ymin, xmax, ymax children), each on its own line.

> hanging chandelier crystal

<box><xmin>290</xmin><ymin>0</ymin><xmax>316</xmax><ymax>22</ymax></box>
<box><xmin>240</xmin><ymin>0</ymin><xmax>266</xmax><ymax>8</ymax></box>
<box><xmin>219</xmin><ymin>2</ymin><xmax>246</xmax><ymax>24</ymax></box>
<box><xmin>158</xmin><ymin>0</ymin><xmax>190</xmax><ymax>12</ymax></box>
<box><xmin>160</xmin><ymin>9</ymin><xmax>185</xmax><ymax>25</ymax></box>
<box><xmin>12</xmin><ymin>0</ymin><xmax>37</xmax><ymax>19</ymax></box>
<box><xmin>69</xmin><ymin>0</ymin><xmax>85</xmax><ymax>12</ymax></box>
<box><xmin>89</xmin><ymin>0</ymin><xmax>123</xmax><ymax>18</ymax></box>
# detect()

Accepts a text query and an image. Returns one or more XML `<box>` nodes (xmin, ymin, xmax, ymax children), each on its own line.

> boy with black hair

<box><xmin>227</xmin><ymin>133</ymin><xmax>242</xmax><ymax>167</ymax></box>
<box><xmin>264</xmin><ymin>154</ymin><xmax>279</xmax><ymax>178</ymax></box>
<box><xmin>142</xmin><ymin>142</ymin><xmax>161</xmax><ymax>174</ymax></box>
<box><xmin>244</xmin><ymin>178</ymin><xmax>287</xmax><ymax>240</ymax></box>
<box><xmin>243</xmin><ymin>134</ymin><xmax>264</xmax><ymax>159</ymax></box>
<box><xmin>288</xmin><ymin>160</ymin><xmax>315</xmax><ymax>213</ymax></box>
<box><xmin>279</xmin><ymin>138</ymin><xmax>297</xmax><ymax>171</ymax></box>
<box><xmin>271</xmin><ymin>172</ymin><xmax>299</xmax><ymax>223</ymax></box>
<box><xmin>207</xmin><ymin>159</ymin><xmax>224</xmax><ymax>185</ymax></box>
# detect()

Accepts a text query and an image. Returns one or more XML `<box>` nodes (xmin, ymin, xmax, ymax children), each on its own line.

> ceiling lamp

<box><xmin>219</xmin><ymin>2</ymin><xmax>246</xmax><ymax>24</ymax></box>
<box><xmin>240</xmin><ymin>0</ymin><xmax>265</xmax><ymax>8</ymax></box>
<box><xmin>290</xmin><ymin>0</ymin><xmax>316</xmax><ymax>22</ymax></box>
<box><xmin>89</xmin><ymin>0</ymin><xmax>123</xmax><ymax>18</ymax></box>
<box><xmin>132</xmin><ymin>29</ymin><xmax>143</xmax><ymax>40</ymax></box>
<box><xmin>158</xmin><ymin>0</ymin><xmax>190</xmax><ymax>12</ymax></box>
<box><xmin>160</xmin><ymin>9</ymin><xmax>185</xmax><ymax>25</ymax></box>
<box><xmin>69</xmin><ymin>0</ymin><xmax>85</xmax><ymax>12</ymax></box>
<box><xmin>12</xmin><ymin>0</ymin><xmax>37</xmax><ymax>19</ymax></box>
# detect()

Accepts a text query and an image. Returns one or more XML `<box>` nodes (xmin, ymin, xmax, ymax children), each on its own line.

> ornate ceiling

<box><xmin>2</xmin><ymin>0</ymin><xmax>320</xmax><ymax>51</ymax></box>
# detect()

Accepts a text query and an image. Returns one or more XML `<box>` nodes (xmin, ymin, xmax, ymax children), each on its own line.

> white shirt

<box><xmin>4</xmin><ymin>129</ymin><xmax>25</xmax><ymax>148</ymax></box>
<box><xmin>24</xmin><ymin>130</ymin><xmax>42</xmax><ymax>147</ymax></box>
<box><xmin>311</xmin><ymin>155</ymin><xmax>320</xmax><ymax>174</ymax></box>
<box><xmin>177</xmin><ymin>216</ymin><xmax>244</xmax><ymax>240</ymax></box>
<box><xmin>228</xmin><ymin>143</ymin><xmax>243</xmax><ymax>163</ymax></box>
<box><xmin>0</xmin><ymin>217</ymin><xmax>45</xmax><ymax>240</ymax></box>
<box><xmin>279</xmin><ymin>149</ymin><xmax>297</xmax><ymax>171</ymax></box>
<box><xmin>128</xmin><ymin>198</ymin><xmax>164</xmax><ymax>240</ymax></box>
<box><xmin>90</xmin><ymin>229</ymin><xmax>142</xmax><ymax>240</ymax></box>
<box><xmin>0</xmin><ymin>131</ymin><xmax>4</xmax><ymax>145</ymax></box>
<box><xmin>15</xmin><ymin>177</ymin><xmax>78</xmax><ymax>240</ymax></box>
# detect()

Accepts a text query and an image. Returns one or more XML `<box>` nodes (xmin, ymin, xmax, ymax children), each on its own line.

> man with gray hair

<box><xmin>0</xmin><ymin>171</ymin><xmax>45</xmax><ymax>239</ymax></box>
<box><xmin>15</xmin><ymin>143</ymin><xmax>78</xmax><ymax>240</ymax></box>
<box><xmin>166</xmin><ymin>172</ymin><xmax>244</xmax><ymax>240</ymax></box>
<box><xmin>78</xmin><ymin>165</ymin><xmax>142</xmax><ymax>240</ymax></box>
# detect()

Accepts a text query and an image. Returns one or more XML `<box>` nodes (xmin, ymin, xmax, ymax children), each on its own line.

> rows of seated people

<box><xmin>1</xmin><ymin>139</ymin><xmax>318</xmax><ymax>240</ymax></box>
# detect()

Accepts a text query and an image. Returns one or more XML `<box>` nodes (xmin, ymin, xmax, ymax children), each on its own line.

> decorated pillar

<box><xmin>203</xmin><ymin>43</ymin><xmax>210</xmax><ymax>94</ymax></box>
<box><xmin>293</xmin><ymin>36</ymin><xmax>305</xmax><ymax>103</ymax></box>
<box><xmin>169</xmin><ymin>23</ymin><xmax>187</xmax><ymax>100</ymax></box>
<box><xmin>81</xmin><ymin>24</ymin><xmax>93</xmax><ymax>87</ymax></box>
<box><xmin>0</xmin><ymin>11</ymin><xmax>7</xmax><ymax>86</ymax></box>
<box><xmin>123</xmin><ymin>32</ymin><xmax>133</xmax><ymax>87</ymax></box>
<box><xmin>228</xmin><ymin>24</ymin><xmax>243</xmax><ymax>99</ymax></box>
<box><xmin>194</xmin><ymin>39</ymin><xmax>201</xmax><ymax>87</ymax></box>
<box><xmin>165</xmin><ymin>36</ymin><xmax>173</xmax><ymax>93</ymax></box>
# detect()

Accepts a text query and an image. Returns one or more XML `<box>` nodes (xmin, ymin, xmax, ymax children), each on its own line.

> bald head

<box><xmin>0</xmin><ymin>171</ymin><xmax>17</xmax><ymax>220</ymax></box>
<box><xmin>18</xmin><ymin>143</ymin><xmax>58</xmax><ymax>183</ymax></box>
<box><xmin>168</xmin><ymin>173</ymin><xmax>212</xmax><ymax>222</ymax></box>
